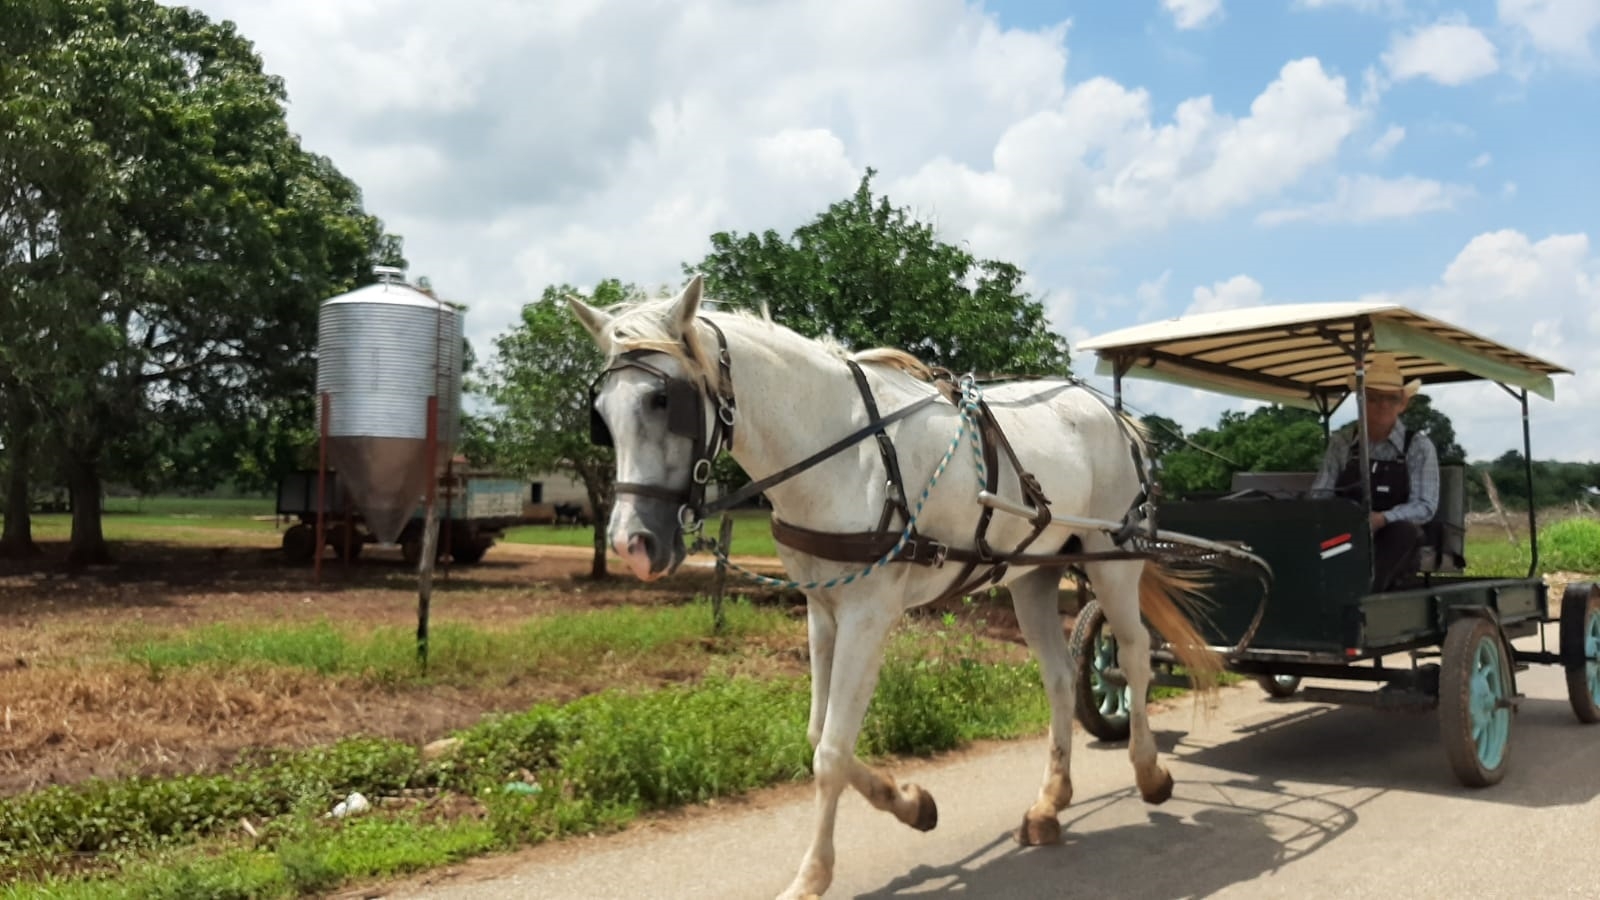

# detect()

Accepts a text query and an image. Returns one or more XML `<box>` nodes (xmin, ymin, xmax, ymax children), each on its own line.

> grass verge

<box><xmin>1</xmin><ymin>628</ymin><xmax>1052</xmax><ymax>896</ymax></box>
<box><xmin>118</xmin><ymin>597</ymin><xmax>798</xmax><ymax>687</ymax></box>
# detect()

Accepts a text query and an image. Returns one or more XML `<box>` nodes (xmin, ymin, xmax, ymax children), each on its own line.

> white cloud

<box><xmin>1383</xmin><ymin>20</ymin><xmax>1501</xmax><ymax>85</ymax></box>
<box><xmin>1257</xmin><ymin>174</ymin><xmax>1471</xmax><ymax>224</ymax></box>
<box><xmin>1163</xmin><ymin>0</ymin><xmax>1223</xmax><ymax>30</ymax></box>
<box><xmin>892</xmin><ymin>57</ymin><xmax>1362</xmax><ymax>264</ymax></box>
<box><xmin>1359</xmin><ymin>230</ymin><xmax>1600</xmax><ymax>459</ymax></box>
<box><xmin>1503</xmin><ymin>180</ymin><xmax>1520</xmax><ymax>197</ymax></box>
<box><xmin>1470</xmin><ymin>151</ymin><xmax>1493</xmax><ymax>168</ymax></box>
<box><xmin>1367</xmin><ymin>124</ymin><xmax>1406</xmax><ymax>158</ymax></box>
<box><xmin>1295</xmin><ymin>0</ymin><xmax>1404</xmax><ymax>11</ymax></box>
<box><xmin>1187</xmin><ymin>274</ymin><xmax>1266</xmax><ymax>314</ymax></box>
<box><xmin>1498</xmin><ymin>0</ymin><xmax>1600</xmax><ymax>61</ymax></box>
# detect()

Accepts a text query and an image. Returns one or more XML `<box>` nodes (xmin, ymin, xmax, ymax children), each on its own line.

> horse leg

<box><xmin>1085</xmin><ymin>557</ymin><xmax>1173</xmax><ymax>804</ymax></box>
<box><xmin>779</xmin><ymin>598</ymin><xmax>932</xmax><ymax>900</ymax></box>
<box><xmin>806</xmin><ymin>600</ymin><xmax>837</xmax><ymax>750</ymax></box>
<box><xmin>1008</xmin><ymin>566</ymin><xmax>1076</xmax><ymax>845</ymax></box>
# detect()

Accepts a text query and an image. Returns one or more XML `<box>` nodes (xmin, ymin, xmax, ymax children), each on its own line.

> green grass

<box><xmin>1463</xmin><ymin>518</ymin><xmax>1600</xmax><ymax>578</ymax></box>
<box><xmin>504</xmin><ymin>508</ymin><xmax>779</xmax><ymax>557</ymax></box>
<box><xmin>29</xmin><ymin>495</ymin><xmax>285</xmax><ymax>544</ymax></box>
<box><xmin>119</xmin><ymin>598</ymin><xmax>799</xmax><ymax>685</ymax></box>
<box><xmin>101</xmin><ymin>496</ymin><xmax>277</xmax><ymax>518</ymax></box>
<box><xmin>1</xmin><ymin>634</ymin><xmax>1054</xmax><ymax>896</ymax></box>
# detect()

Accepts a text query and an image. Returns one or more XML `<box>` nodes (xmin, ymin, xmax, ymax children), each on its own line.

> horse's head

<box><xmin>568</xmin><ymin>275</ymin><xmax>730</xmax><ymax>581</ymax></box>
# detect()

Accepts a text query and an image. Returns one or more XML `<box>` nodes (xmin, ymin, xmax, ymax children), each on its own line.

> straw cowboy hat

<box><xmin>1347</xmin><ymin>352</ymin><xmax>1421</xmax><ymax>398</ymax></box>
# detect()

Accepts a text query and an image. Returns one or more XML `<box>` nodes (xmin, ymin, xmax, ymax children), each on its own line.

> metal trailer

<box><xmin>1066</xmin><ymin>301</ymin><xmax>1597</xmax><ymax>788</ymax></box>
<box><xmin>275</xmin><ymin>468</ymin><xmax>527</xmax><ymax>566</ymax></box>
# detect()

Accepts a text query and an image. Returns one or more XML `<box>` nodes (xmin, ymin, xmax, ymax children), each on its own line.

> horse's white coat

<box><xmin>571</xmin><ymin>277</ymin><xmax>1217</xmax><ymax>900</ymax></box>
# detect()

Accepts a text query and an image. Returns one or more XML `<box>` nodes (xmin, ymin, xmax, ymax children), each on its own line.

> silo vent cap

<box><xmin>373</xmin><ymin>265</ymin><xmax>407</xmax><ymax>285</ymax></box>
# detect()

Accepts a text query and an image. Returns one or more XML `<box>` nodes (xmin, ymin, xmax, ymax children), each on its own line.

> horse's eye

<box><xmin>649</xmin><ymin>391</ymin><xmax>669</xmax><ymax>410</ymax></box>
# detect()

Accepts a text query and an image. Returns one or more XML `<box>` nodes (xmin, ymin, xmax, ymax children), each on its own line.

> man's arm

<box><xmin>1380</xmin><ymin>435</ymin><xmax>1439</xmax><ymax>525</ymax></box>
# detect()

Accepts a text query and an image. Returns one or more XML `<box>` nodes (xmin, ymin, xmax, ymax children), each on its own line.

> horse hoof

<box><xmin>1141</xmin><ymin>769</ymin><xmax>1175</xmax><ymax>805</ymax></box>
<box><xmin>1015</xmin><ymin>813</ymin><xmax>1061</xmax><ymax>846</ymax></box>
<box><xmin>902</xmin><ymin>784</ymin><xmax>938</xmax><ymax>831</ymax></box>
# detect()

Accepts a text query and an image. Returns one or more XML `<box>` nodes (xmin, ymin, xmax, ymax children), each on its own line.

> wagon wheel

<box><xmin>1070</xmin><ymin>599</ymin><xmax>1136</xmax><ymax>742</ymax></box>
<box><xmin>1257</xmin><ymin>674</ymin><xmax>1302</xmax><ymax>699</ymax></box>
<box><xmin>281</xmin><ymin>524</ymin><xmax>316</xmax><ymax>562</ymax></box>
<box><xmin>1439</xmin><ymin>616</ymin><xmax>1513</xmax><ymax>788</ymax></box>
<box><xmin>1560</xmin><ymin>583</ymin><xmax>1600</xmax><ymax>724</ymax></box>
<box><xmin>325</xmin><ymin>525</ymin><xmax>363</xmax><ymax>561</ymax></box>
<box><xmin>450</xmin><ymin>533</ymin><xmax>492</xmax><ymax>565</ymax></box>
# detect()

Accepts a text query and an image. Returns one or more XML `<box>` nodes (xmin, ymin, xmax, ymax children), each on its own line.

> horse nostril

<box><xmin>628</xmin><ymin>532</ymin><xmax>657</xmax><ymax>560</ymax></box>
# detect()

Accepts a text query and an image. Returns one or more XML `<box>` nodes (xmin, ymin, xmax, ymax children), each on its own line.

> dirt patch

<box><xmin>0</xmin><ymin>539</ymin><xmax>1038</xmax><ymax>796</ymax></box>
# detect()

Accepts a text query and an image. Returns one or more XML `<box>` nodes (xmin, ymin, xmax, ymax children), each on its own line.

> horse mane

<box><xmin>598</xmin><ymin>292</ymin><xmax>939</xmax><ymax>391</ymax></box>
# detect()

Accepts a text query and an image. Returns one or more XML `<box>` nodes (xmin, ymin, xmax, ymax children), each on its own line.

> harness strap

<box><xmin>701</xmin><ymin>392</ymin><xmax>941</xmax><ymax>517</ymax></box>
<box><xmin>769</xmin><ymin>517</ymin><xmax>1158</xmax><ymax>568</ymax></box>
<box><xmin>845</xmin><ymin>360</ymin><xmax>913</xmax><ymax>533</ymax></box>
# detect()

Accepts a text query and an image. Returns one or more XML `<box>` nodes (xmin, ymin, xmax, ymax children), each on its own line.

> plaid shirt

<box><xmin>1309</xmin><ymin>420</ymin><xmax>1440</xmax><ymax>525</ymax></box>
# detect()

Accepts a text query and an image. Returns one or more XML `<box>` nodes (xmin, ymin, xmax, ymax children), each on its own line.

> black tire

<box><xmin>1560</xmin><ymin>583</ymin><xmax>1600</xmax><ymax>724</ymax></box>
<box><xmin>282</xmin><ymin>524</ymin><xmax>316</xmax><ymax>562</ymax></box>
<box><xmin>325</xmin><ymin>525</ymin><xmax>363</xmax><ymax>560</ymax></box>
<box><xmin>1439</xmin><ymin>615</ymin><xmax>1513</xmax><ymax>788</ymax></box>
<box><xmin>451</xmin><ymin>537</ymin><xmax>491</xmax><ymax>565</ymax></box>
<box><xmin>1258</xmin><ymin>674</ymin><xmax>1302</xmax><ymax>698</ymax></box>
<box><xmin>1070</xmin><ymin>599</ymin><xmax>1135</xmax><ymax>742</ymax></box>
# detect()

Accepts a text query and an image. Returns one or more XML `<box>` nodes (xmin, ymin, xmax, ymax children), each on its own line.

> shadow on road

<box><xmin>1168</xmin><ymin>693</ymin><xmax>1600</xmax><ymax>808</ymax></box>
<box><xmin>856</xmin><ymin>780</ymin><xmax>1358</xmax><ymax>899</ymax></box>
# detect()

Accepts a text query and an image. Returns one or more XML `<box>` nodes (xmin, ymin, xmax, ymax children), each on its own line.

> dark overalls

<box><xmin>1335</xmin><ymin>430</ymin><xmax>1424</xmax><ymax>592</ymax></box>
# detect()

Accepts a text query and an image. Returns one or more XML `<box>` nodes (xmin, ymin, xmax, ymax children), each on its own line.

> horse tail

<box><xmin>1138</xmin><ymin>561</ymin><xmax>1226</xmax><ymax>705</ymax></box>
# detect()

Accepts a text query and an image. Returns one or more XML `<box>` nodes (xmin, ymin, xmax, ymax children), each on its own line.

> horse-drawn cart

<box><xmin>1070</xmin><ymin>301</ymin><xmax>1596</xmax><ymax>787</ymax></box>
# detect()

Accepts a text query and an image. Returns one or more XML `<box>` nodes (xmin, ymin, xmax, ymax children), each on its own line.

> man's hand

<box><xmin>1369</xmin><ymin>511</ymin><xmax>1386</xmax><ymax>531</ymax></box>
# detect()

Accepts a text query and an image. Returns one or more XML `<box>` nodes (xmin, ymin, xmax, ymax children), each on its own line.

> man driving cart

<box><xmin>1309</xmin><ymin>352</ymin><xmax>1439</xmax><ymax>592</ymax></box>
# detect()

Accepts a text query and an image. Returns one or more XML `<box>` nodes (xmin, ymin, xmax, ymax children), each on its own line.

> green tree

<box><xmin>0</xmin><ymin>0</ymin><xmax>401</xmax><ymax>563</ymax></box>
<box><xmin>1401</xmin><ymin>394</ymin><xmax>1465</xmax><ymax>464</ymax></box>
<box><xmin>476</xmin><ymin>281</ymin><xmax>637</xmax><ymax>578</ymax></box>
<box><xmin>1156</xmin><ymin>406</ymin><xmax>1326</xmax><ymax>497</ymax></box>
<box><xmin>688</xmin><ymin>169</ymin><xmax>1070</xmax><ymax>377</ymax></box>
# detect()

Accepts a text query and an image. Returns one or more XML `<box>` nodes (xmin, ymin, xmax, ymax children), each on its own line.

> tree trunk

<box><xmin>585</xmin><ymin>480</ymin><xmax>609</xmax><ymax>580</ymax></box>
<box><xmin>1</xmin><ymin>448</ymin><xmax>39</xmax><ymax>558</ymax></box>
<box><xmin>66</xmin><ymin>456</ymin><xmax>111</xmax><ymax>567</ymax></box>
<box><xmin>0</xmin><ymin>408</ymin><xmax>39</xmax><ymax>559</ymax></box>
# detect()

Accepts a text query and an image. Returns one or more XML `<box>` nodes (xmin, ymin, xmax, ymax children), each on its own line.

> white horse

<box><xmin>570</xmin><ymin>275</ymin><xmax>1223</xmax><ymax>900</ymax></box>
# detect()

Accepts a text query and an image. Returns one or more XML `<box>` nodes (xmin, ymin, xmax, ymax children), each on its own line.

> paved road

<box><xmin>388</xmin><ymin>624</ymin><xmax>1600</xmax><ymax>899</ymax></box>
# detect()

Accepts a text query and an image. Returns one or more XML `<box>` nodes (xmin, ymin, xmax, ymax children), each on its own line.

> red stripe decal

<box><xmin>1320</xmin><ymin>533</ymin><xmax>1351</xmax><ymax>550</ymax></box>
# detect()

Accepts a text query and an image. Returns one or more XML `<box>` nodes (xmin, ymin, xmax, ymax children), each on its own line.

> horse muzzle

<box><xmin>610</xmin><ymin>499</ymin><xmax>687</xmax><ymax>581</ymax></box>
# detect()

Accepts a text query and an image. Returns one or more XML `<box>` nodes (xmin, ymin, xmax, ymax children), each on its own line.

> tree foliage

<box><xmin>688</xmin><ymin>169</ymin><xmax>1070</xmax><ymax>377</ymax></box>
<box><xmin>1152</xmin><ymin>406</ymin><xmax>1326</xmax><ymax>497</ymax></box>
<box><xmin>0</xmin><ymin>0</ymin><xmax>401</xmax><ymax>562</ymax></box>
<box><xmin>475</xmin><ymin>281</ymin><xmax>636</xmax><ymax>577</ymax></box>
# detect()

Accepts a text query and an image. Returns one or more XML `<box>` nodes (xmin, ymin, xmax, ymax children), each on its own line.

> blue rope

<box><xmin>711</xmin><ymin>378</ymin><xmax>985</xmax><ymax>591</ymax></box>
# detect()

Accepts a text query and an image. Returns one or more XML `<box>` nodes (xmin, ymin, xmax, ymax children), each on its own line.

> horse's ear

<box><xmin>567</xmin><ymin>296</ymin><xmax>614</xmax><ymax>354</ymax></box>
<box><xmin>666</xmin><ymin>274</ymin><xmax>704</xmax><ymax>338</ymax></box>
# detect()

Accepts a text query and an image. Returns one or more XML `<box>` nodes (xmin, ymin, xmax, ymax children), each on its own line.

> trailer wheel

<box><xmin>1440</xmin><ymin>615</ymin><xmax>1512</xmax><ymax>788</ymax></box>
<box><xmin>451</xmin><ymin>538</ymin><xmax>491</xmax><ymax>565</ymax></box>
<box><xmin>325</xmin><ymin>525</ymin><xmax>363</xmax><ymax>561</ymax></box>
<box><xmin>1070</xmin><ymin>599</ymin><xmax>1134</xmax><ymax>742</ymax></box>
<box><xmin>282</xmin><ymin>524</ymin><xmax>316</xmax><ymax>562</ymax></box>
<box><xmin>1258</xmin><ymin>674</ymin><xmax>1302</xmax><ymax>699</ymax></box>
<box><xmin>1561</xmin><ymin>583</ymin><xmax>1600</xmax><ymax>724</ymax></box>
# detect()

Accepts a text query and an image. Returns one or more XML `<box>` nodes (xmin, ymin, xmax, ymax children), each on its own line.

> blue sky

<box><xmin>186</xmin><ymin>0</ymin><xmax>1600</xmax><ymax>461</ymax></box>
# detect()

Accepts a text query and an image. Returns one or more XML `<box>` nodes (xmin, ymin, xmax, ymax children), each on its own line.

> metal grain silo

<box><xmin>315</xmin><ymin>266</ymin><xmax>464</xmax><ymax>544</ymax></box>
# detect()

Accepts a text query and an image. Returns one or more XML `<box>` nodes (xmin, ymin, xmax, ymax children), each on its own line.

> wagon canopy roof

<box><xmin>1075</xmin><ymin>301</ymin><xmax>1571</xmax><ymax>409</ymax></box>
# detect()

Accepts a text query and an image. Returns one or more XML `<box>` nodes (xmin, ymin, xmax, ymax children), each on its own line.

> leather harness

<box><xmin>590</xmin><ymin>318</ymin><xmax>1163</xmax><ymax>602</ymax></box>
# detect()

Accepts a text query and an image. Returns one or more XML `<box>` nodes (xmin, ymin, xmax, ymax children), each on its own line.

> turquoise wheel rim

<box><xmin>1090</xmin><ymin>626</ymin><xmax>1131</xmax><ymax>728</ymax></box>
<box><xmin>1585</xmin><ymin>610</ymin><xmax>1600</xmax><ymax>707</ymax></box>
<box><xmin>1468</xmin><ymin>635</ymin><xmax>1510</xmax><ymax>770</ymax></box>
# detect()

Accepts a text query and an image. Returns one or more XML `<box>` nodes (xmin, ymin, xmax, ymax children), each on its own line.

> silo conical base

<box><xmin>326</xmin><ymin>436</ymin><xmax>436</xmax><ymax>545</ymax></box>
